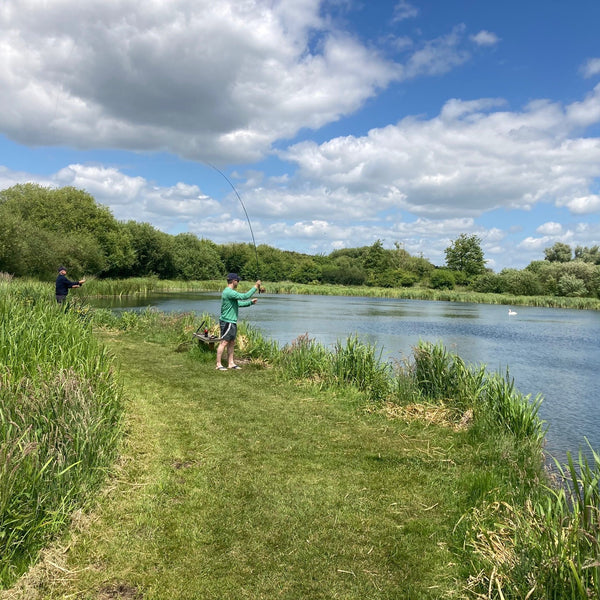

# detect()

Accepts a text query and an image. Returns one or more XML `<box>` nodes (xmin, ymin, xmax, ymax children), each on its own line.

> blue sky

<box><xmin>1</xmin><ymin>0</ymin><xmax>600</xmax><ymax>271</ymax></box>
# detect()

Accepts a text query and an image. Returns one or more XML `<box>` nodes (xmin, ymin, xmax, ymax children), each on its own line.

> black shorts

<box><xmin>219</xmin><ymin>321</ymin><xmax>237</xmax><ymax>341</ymax></box>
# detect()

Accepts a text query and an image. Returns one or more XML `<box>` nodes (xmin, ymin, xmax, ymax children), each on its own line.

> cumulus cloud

<box><xmin>470</xmin><ymin>30</ymin><xmax>500</xmax><ymax>47</ymax></box>
<box><xmin>563</xmin><ymin>194</ymin><xmax>600</xmax><ymax>214</ymax></box>
<box><xmin>279</xmin><ymin>86</ymin><xmax>600</xmax><ymax>221</ymax></box>
<box><xmin>537</xmin><ymin>222</ymin><xmax>563</xmax><ymax>235</ymax></box>
<box><xmin>50</xmin><ymin>163</ymin><xmax>221</xmax><ymax>233</ymax></box>
<box><xmin>0</xmin><ymin>0</ymin><xmax>401</xmax><ymax>163</ymax></box>
<box><xmin>581</xmin><ymin>57</ymin><xmax>600</xmax><ymax>78</ymax></box>
<box><xmin>0</xmin><ymin>1</ymin><xmax>498</xmax><ymax>164</ymax></box>
<box><xmin>404</xmin><ymin>25</ymin><xmax>471</xmax><ymax>78</ymax></box>
<box><xmin>393</xmin><ymin>1</ymin><xmax>418</xmax><ymax>23</ymax></box>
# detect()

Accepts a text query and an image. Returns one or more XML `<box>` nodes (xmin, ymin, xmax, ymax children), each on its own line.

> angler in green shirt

<box><xmin>216</xmin><ymin>273</ymin><xmax>262</xmax><ymax>370</ymax></box>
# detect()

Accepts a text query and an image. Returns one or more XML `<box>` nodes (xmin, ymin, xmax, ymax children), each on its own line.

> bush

<box><xmin>498</xmin><ymin>268</ymin><xmax>544</xmax><ymax>296</ymax></box>
<box><xmin>558</xmin><ymin>274</ymin><xmax>588</xmax><ymax>297</ymax></box>
<box><xmin>429</xmin><ymin>269</ymin><xmax>455</xmax><ymax>290</ymax></box>
<box><xmin>471</xmin><ymin>272</ymin><xmax>504</xmax><ymax>293</ymax></box>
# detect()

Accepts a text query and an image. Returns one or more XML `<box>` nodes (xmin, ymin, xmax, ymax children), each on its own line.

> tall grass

<box><xmin>0</xmin><ymin>280</ymin><xmax>122</xmax><ymax>587</ymax></box>
<box><xmin>480</xmin><ymin>371</ymin><xmax>545</xmax><ymax>442</ymax></box>
<box><xmin>465</xmin><ymin>444</ymin><xmax>600</xmax><ymax>598</ymax></box>
<box><xmin>277</xmin><ymin>333</ymin><xmax>329</xmax><ymax>380</ymax></box>
<box><xmin>407</xmin><ymin>341</ymin><xmax>546</xmax><ymax>445</ymax></box>
<box><xmin>412</xmin><ymin>341</ymin><xmax>486</xmax><ymax>412</ymax></box>
<box><xmin>328</xmin><ymin>335</ymin><xmax>391</xmax><ymax>401</ymax></box>
<box><xmin>82</xmin><ymin>276</ymin><xmax>223</xmax><ymax>297</ymax></box>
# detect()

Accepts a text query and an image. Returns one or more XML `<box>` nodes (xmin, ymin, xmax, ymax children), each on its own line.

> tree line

<box><xmin>1</xmin><ymin>184</ymin><xmax>599</xmax><ymax>298</ymax></box>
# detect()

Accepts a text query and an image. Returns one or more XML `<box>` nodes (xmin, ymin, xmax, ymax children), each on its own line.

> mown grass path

<box><xmin>5</xmin><ymin>333</ymin><xmax>475</xmax><ymax>599</ymax></box>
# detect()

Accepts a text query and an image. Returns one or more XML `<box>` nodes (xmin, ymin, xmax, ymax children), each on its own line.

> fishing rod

<box><xmin>208</xmin><ymin>163</ymin><xmax>264</xmax><ymax>292</ymax></box>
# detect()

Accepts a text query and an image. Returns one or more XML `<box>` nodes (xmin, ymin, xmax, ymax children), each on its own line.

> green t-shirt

<box><xmin>220</xmin><ymin>285</ymin><xmax>257</xmax><ymax>323</ymax></box>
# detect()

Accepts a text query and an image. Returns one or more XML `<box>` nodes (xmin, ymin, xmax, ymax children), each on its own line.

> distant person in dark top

<box><xmin>55</xmin><ymin>266</ymin><xmax>86</xmax><ymax>303</ymax></box>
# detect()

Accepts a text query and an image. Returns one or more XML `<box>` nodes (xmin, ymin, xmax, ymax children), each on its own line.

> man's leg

<box><xmin>216</xmin><ymin>340</ymin><xmax>228</xmax><ymax>368</ymax></box>
<box><xmin>226</xmin><ymin>340</ymin><xmax>236</xmax><ymax>368</ymax></box>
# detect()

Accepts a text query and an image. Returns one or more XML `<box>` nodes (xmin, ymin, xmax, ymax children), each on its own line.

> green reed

<box><xmin>464</xmin><ymin>444</ymin><xmax>600</xmax><ymax>599</ymax></box>
<box><xmin>81</xmin><ymin>277</ymin><xmax>223</xmax><ymax>297</ymax></box>
<box><xmin>407</xmin><ymin>341</ymin><xmax>546</xmax><ymax>445</ymax></box>
<box><xmin>277</xmin><ymin>333</ymin><xmax>329</xmax><ymax>380</ymax></box>
<box><xmin>0</xmin><ymin>280</ymin><xmax>122</xmax><ymax>587</ymax></box>
<box><xmin>328</xmin><ymin>335</ymin><xmax>392</xmax><ymax>401</ymax></box>
<box><xmin>480</xmin><ymin>370</ymin><xmax>546</xmax><ymax>443</ymax></box>
<box><xmin>70</xmin><ymin>276</ymin><xmax>600</xmax><ymax>310</ymax></box>
<box><xmin>411</xmin><ymin>341</ymin><xmax>486</xmax><ymax>413</ymax></box>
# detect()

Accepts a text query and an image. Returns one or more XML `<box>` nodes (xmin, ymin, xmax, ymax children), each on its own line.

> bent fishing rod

<box><xmin>208</xmin><ymin>163</ymin><xmax>264</xmax><ymax>292</ymax></box>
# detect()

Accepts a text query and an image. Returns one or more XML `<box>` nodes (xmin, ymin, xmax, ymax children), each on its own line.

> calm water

<box><xmin>92</xmin><ymin>292</ymin><xmax>600</xmax><ymax>461</ymax></box>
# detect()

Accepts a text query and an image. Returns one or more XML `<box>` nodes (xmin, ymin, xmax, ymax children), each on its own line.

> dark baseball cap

<box><xmin>58</xmin><ymin>266</ymin><xmax>67</xmax><ymax>272</ymax></box>
<box><xmin>226</xmin><ymin>273</ymin><xmax>240</xmax><ymax>281</ymax></box>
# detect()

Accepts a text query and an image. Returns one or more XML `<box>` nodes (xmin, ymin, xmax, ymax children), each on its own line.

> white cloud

<box><xmin>0</xmin><ymin>165</ymin><xmax>52</xmax><ymax>190</ymax></box>
<box><xmin>0</xmin><ymin>0</ymin><xmax>401</xmax><ymax>164</ymax></box>
<box><xmin>280</xmin><ymin>87</ymin><xmax>600</xmax><ymax>220</ymax></box>
<box><xmin>563</xmin><ymin>195</ymin><xmax>600</xmax><ymax>214</ymax></box>
<box><xmin>565</xmin><ymin>83</ymin><xmax>600</xmax><ymax>127</ymax></box>
<box><xmin>1</xmin><ymin>157</ymin><xmax>597</xmax><ymax>270</ymax></box>
<box><xmin>0</xmin><ymin>1</ymin><xmax>497</xmax><ymax>164</ymax></box>
<box><xmin>581</xmin><ymin>58</ymin><xmax>600</xmax><ymax>78</ymax></box>
<box><xmin>537</xmin><ymin>222</ymin><xmax>563</xmax><ymax>235</ymax></box>
<box><xmin>54</xmin><ymin>165</ymin><xmax>146</xmax><ymax>204</ymax></box>
<box><xmin>404</xmin><ymin>25</ymin><xmax>471</xmax><ymax>78</ymax></box>
<box><xmin>470</xmin><ymin>30</ymin><xmax>500</xmax><ymax>47</ymax></box>
<box><xmin>50</xmin><ymin>163</ymin><xmax>221</xmax><ymax>231</ymax></box>
<box><xmin>393</xmin><ymin>1</ymin><xmax>418</xmax><ymax>23</ymax></box>
<box><xmin>0</xmin><ymin>0</ymin><xmax>408</xmax><ymax>161</ymax></box>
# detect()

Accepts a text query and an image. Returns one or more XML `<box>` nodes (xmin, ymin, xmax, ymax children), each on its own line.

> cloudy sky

<box><xmin>1</xmin><ymin>0</ymin><xmax>599</xmax><ymax>271</ymax></box>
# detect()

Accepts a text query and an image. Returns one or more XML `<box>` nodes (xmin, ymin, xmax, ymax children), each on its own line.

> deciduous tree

<box><xmin>444</xmin><ymin>234</ymin><xmax>486</xmax><ymax>279</ymax></box>
<box><xmin>544</xmin><ymin>242</ymin><xmax>572</xmax><ymax>263</ymax></box>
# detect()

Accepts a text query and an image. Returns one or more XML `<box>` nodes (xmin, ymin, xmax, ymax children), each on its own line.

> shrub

<box><xmin>429</xmin><ymin>269</ymin><xmax>455</xmax><ymax>290</ymax></box>
<box><xmin>471</xmin><ymin>272</ymin><xmax>504</xmax><ymax>293</ymax></box>
<box><xmin>499</xmin><ymin>268</ymin><xmax>544</xmax><ymax>296</ymax></box>
<box><xmin>558</xmin><ymin>274</ymin><xmax>588</xmax><ymax>297</ymax></box>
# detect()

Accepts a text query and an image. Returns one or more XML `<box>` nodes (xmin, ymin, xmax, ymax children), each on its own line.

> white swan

<box><xmin>508</xmin><ymin>309</ymin><xmax>517</xmax><ymax>316</ymax></box>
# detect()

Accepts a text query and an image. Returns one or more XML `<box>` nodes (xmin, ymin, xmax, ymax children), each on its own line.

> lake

<box><xmin>92</xmin><ymin>291</ymin><xmax>600</xmax><ymax>462</ymax></box>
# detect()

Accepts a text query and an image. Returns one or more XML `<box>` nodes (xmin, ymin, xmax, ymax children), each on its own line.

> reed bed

<box><xmin>0</xmin><ymin>280</ymin><xmax>122</xmax><ymax>587</ymax></box>
<box><xmin>72</xmin><ymin>276</ymin><xmax>600</xmax><ymax>310</ymax></box>
<box><xmin>81</xmin><ymin>276</ymin><xmax>222</xmax><ymax>297</ymax></box>
<box><xmin>464</xmin><ymin>445</ymin><xmax>600</xmax><ymax>598</ymax></box>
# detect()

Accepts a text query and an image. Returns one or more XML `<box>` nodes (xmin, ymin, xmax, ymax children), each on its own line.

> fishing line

<box><xmin>207</xmin><ymin>163</ymin><xmax>261</xmax><ymax>280</ymax></box>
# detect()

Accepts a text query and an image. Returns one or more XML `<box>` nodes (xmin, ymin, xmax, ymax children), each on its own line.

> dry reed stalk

<box><xmin>377</xmin><ymin>401</ymin><xmax>473</xmax><ymax>431</ymax></box>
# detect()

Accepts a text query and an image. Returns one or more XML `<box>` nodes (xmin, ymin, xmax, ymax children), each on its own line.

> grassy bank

<box><xmin>80</xmin><ymin>276</ymin><xmax>600</xmax><ymax>310</ymax></box>
<box><xmin>2</xmin><ymin>281</ymin><xmax>600</xmax><ymax>597</ymax></box>
<box><xmin>0</xmin><ymin>280</ymin><xmax>123</xmax><ymax>586</ymax></box>
<box><xmin>0</xmin><ymin>314</ymin><xmax>544</xmax><ymax>598</ymax></box>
